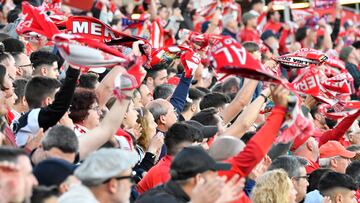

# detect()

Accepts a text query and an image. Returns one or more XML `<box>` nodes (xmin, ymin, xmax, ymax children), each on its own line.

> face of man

<box><xmin>337</xmin><ymin>189</ymin><xmax>357</xmax><ymax>203</ymax></box>
<box><xmin>272</xmin><ymin>11</ymin><xmax>280</xmax><ymax>22</ymax></box>
<box><xmin>349</xmin><ymin>131</ymin><xmax>360</xmax><ymax>145</ymax></box>
<box><xmin>15</xmin><ymin>53</ymin><xmax>33</xmax><ymax>79</ymax></box>
<box><xmin>292</xmin><ymin>167</ymin><xmax>309</xmax><ymax>203</ymax></box>
<box><xmin>2</xmin><ymin>56</ymin><xmax>17</xmax><ymax>81</ymax></box>
<box><xmin>153</xmin><ymin>69</ymin><xmax>168</xmax><ymax>88</ymax></box>
<box><xmin>44</xmin><ymin>61</ymin><xmax>59</xmax><ymax>79</ymax></box>
<box><xmin>139</xmin><ymin>85</ymin><xmax>153</xmax><ymax>106</ymax></box>
<box><xmin>333</xmin><ymin>157</ymin><xmax>351</xmax><ymax>174</ymax></box>
<box><xmin>248</xmin><ymin>18</ymin><xmax>258</xmax><ymax>29</ymax></box>
<box><xmin>164</xmin><ymin>102</ymin><xmax>178</xmax><ymax>129</ymax></box>
<box><xmin>113</xmin><ymin>169</ymin><xmax>133</xmax><ymax>203</ymax></box>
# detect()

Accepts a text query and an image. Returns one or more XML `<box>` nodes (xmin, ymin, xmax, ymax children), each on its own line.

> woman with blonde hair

<box><xmin>251</xmin><ymin>169</ymin><xmax>297</xmax><ymax>203</ymax></box>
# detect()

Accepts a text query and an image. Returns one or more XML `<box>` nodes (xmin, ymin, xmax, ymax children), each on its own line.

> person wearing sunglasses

<box><xmin>59</xmin><ymin>148</ymin><xmax>138</xmax><ymax>203</ymax></box>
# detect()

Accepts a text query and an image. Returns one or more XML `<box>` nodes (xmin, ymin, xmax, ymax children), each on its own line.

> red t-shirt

<box><xmin>137</xmin><ymin>155</ymin><xmax>172</xmax><ymax>194</ymax></box>
<box><xmin>263</xmin><ymin>20</ymin><xmax>282</xmax><ymax>34</ymax></box>
<box><xmin>239</xmin><ymin>28</ymin><xmax>260</xmax><ymax>43</ymax></box>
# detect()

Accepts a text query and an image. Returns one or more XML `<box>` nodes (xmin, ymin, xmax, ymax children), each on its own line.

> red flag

<box><xmin>276</xmin><ymin>48</ymin><xmax>328</xmax><ymax>68</ymax></box>
<box><xmin>210</xmin><ymin>37</ymin><xmax>283</xmax><ymax>83</ymax></box>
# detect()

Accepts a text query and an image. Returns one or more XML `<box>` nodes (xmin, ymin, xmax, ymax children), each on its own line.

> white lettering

<box><xmin>73</xmin><ymin>21</ymin><xmax>88</xmax><ymax>33</ymax></box>
<box><xmin>104</xmin><ymin>28</ymin><xmax>116</xmax><ymax>39</ymax></box>
<box><xmin>91</xmin><ymin>23</ymin><xmax>102</xmax><ymax>36</ymax></box>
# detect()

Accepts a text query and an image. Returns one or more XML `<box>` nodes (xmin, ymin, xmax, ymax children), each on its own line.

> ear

<box><xmin>21</xmin><ymin>97</ymin><xmax>27</xmax><ymax>106</ymax></box>
<box><xmin>330</xmin><ymin>158</ymin><xmax>338</xmax><ymax>168</ymax></box>
<box><xmin>146</xmin><ymin>77</ymin><xmax>154</xmax><ymax>88</ymax></box>
<box><xmin>348</xmin><ymin>134</ymin><xmax>354</xmax><ymax>142</ymax></box>
<box><xmin>59</xmin><ymin>182</ymin><xmax>69</xmax><ymax>194</ymax></box>
<box><xmin>190</xmin><ymin>103</ymin><xmax>197</xmax><ymax>112</ymax></box>
<box><xmin>16</xmin><ymin>67</ymin><xmax>23</xmax><ymax>77</ymax></box>
<box><xmin>40</xmin><ymin>67</ymin><xmax>47</xmax><ymax>76</ymax></box>
<box><xmin>159</xmin><ymin>114</ymin><xmax>166</xmax><ymax>125</ymax></box>
<box><xmin>107</xmin><ymin>179</ymin><xmax>118</xmax><ymax>194</ymax></box>
<box><xmin>306</xmin><ymin>141</ymin><xmax>313</xmax><ymax>151</ymax></box>
<box><xmin>335</xmin><ymin>193</ymin><xmax>342</xmax><ymax>203</ymax></box>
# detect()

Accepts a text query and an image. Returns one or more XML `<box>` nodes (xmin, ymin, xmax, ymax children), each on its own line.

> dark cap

<box><xmin>261</xmin><ymin>30</ymin><xmax>276</xmax><ymax>41</ymax></box>
<box><xmin>185</xmin><ymin>120</ymin><xmax>218</xmax><ymax>139</ymax></box>
<box><xmin>33</xmin><ymin>158</ymin><xmax>77</xmax><ymax>187</ymax></box>
<box><xmin>170</xmin><ymin>146</ymin><xmax>231</xmax><ymax>180</ymax></box>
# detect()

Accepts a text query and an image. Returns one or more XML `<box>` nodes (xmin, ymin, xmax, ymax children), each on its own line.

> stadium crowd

<box><xmin>0</xmin><ymin>0</ymin><xmax>360</xmax><ymax>203</ymax></box>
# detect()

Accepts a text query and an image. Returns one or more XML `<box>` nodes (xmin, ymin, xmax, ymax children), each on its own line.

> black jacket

<box><xmin>135</xmin><ymin>181</ymin><xmax>190</xmax><ymax>203</ymax></box>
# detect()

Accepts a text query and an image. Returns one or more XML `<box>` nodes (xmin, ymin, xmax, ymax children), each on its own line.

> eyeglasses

<box><xmin>103</xmin><ymin>171</ymin><xmax>136</xmax><ymax>184</ymax></box>
<box><xmin>18</xmin><ymin>63</ymin><xmax>34</xmax><ymax>70</ymax></box>
<box><xmin>294</xmin><ymin>175</ymin><xmax>309</xmax><ymax>181</ymax></box>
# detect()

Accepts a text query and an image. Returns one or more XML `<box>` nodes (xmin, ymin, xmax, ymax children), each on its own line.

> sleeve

<box><xmin>318</xmin><ymin>110</ymin><xmax>360</xmax><ymax>146</ymax></box>
<box><xmin>243</xmin><ymin>179</ymin><xmax>256</xmax><ymax>197</ymax></box>
<box><xmin>38</xmin><ymin>67</ymin><xmax>80</xmax><ymax>131</ymax></box>
<box><xmin>133</xmin><ymin>152</ymin><xmax>157</xmax><ymax>183</ymax></box>
<box><xmin>230</xmin><ymin>106</ymin><xmax>286</xmax><ymax>177</ymax></box>
<box><xmin>279</xmin><ymin>28</ymin><xmax>290</xmax><ymax>55</ymax></box>
<box><xmin>170</xmin><ymin>74</ymin><xmax>191</xmax><ymax>114</ymax></box>
<box><xmin>331</xmin><ymin>18</ymin><xmax>341</xmax><ymax>43</ymax></box>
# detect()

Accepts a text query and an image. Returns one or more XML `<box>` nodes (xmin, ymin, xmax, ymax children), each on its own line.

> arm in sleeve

<box><xmin>331</xmin><ymin>18</ymin><xmax>341</xmax><ymax>43</ymax></box>
<box><xmin>169</xmin><ymin>74</ymin><xmax>191</xmax><ymax>114</ymax></box>
<box><xmin>38</xmin><ymin>67</ymin><xmax>80</xmax><ymax>131</ymax></box>
<box><xmin>230</xmin><ymin>106</ymin><xmax>286</xmax><ymax>177</ymax></box>
<box><xmin>318</xmin><ymin>110</ymin><xmax>360</xmax><ymax>146</ymax></box>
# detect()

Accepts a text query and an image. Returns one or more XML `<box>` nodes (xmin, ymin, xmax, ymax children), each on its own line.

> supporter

<box><xmin>153</xmin><ymin>84</ymin><xmax>175</xmax><ymax>100</ymax></box>
<box><xmin>222</xmin><ymin>76</ymin><xmax>240</xmax><ymax>95</ymax></box>
<box><xmin>30</xmin><ymin>51</ymin><xmax>60</xmax><ymax>79</ymax></box>
<box><xmin>143</xmin><ymin>66</ymin><xmax>168</xmax><ymax>93</ymax></box>
<box><xmin>251</xmin><ymin>169</ymin><xmax>297</xmax><ymax>203</ymax></box>
<box><xmin>69</xmin><ymin>88</ymin><xmax>101</xmax><ymax>136</ymax></box>
<box><xmin>11</xmin><ymin>78</ymin><xmax>28</xmax><ymax>120</ymax></box>
<box><xmin>146</xmin><ymin>99</ymin><xmax>178</xmax><ymax>134</ymax></box>
<box><xmin>303</xmin><ymin>168</ymin><xmax>331</xmax><ymax>203</ymax></box>
<box><xmin>31</xmin><ymin>186</ymin><xmax>59</xmax><ymax>203</ymax></box>
<box><xmin>180</xmin><ymin>87</ymin><xmax>205</xmax><ymax>121</ymax></box>
<box><xmin>0</xmin><ymin>147</ymin><xmax>38</xmax><ymax>203</ymax></box>
<box><xmin>0</xmin><ymin>44</ymin><xmax>16</xmax><ymax>80</ymax></box>
<box><xmin>240</xmin><ymin>12</ymin><xmax>260</xmax><ymax>43</ymax></box>
<box><xmin>199</xmin><ymin>92</ymin><xmax>229</xmax><ymax>112</ymax></box>
<box><xmin>319</xmin><ymin>141</ymin><xmax>355</xmax><ymax>173</ymax></box>
<box><xmin>261</xmin><ymin>30</ymin><xmax>280</xmax><ymax>56</ymax></box>
<box><xmin>136</xmin><ymin>146</ymin><xmax>236</xmax><ymax>203</ymax></box>
<box><xmin>33</xmin><ymin>158</ymin><xmax>79</xmax><ymax>194</ymax></box>
<box><xmin>339</xmin><ymin>46</ymin><xmax>360</xmax><ymax>90</ymax></box>
<box><xmin>347</xmin><ymin>125</ymin><xmax>360</xmax><ymax>145</ymax></box>
<box><xmin>263</xmin><ymin>10</ymin><xmax>282</xmax><ymax>34</ymax></box>
<box><xmin>139</xmin><ymin>84</ymin><xmax>153</xmax><ymax>107</ymax></box>
<box><xmin>11</xmin><ymin>52</ymin><xmax>33</xmax><ymax>79</ymax></box>
<box><xmin>318</xmin><ymin>172</ymin><xmax>357</xmax><ymax>203</ymax></box>
<box><xmin>268</xmin><ymin>155</ymin><xmax>309</xmax><ymax>203</ymax></box>
<box><xmin>78</xmin><ymin>73</ymin><xmax>100</xmax><ymax>90</ymax></box>
<box><xmin>221</xmin><ymin>11</ymin><xmax>238</xmax><ymax>40</ymax></box>
<box><xmin>59</xmin><ymin>148</ymin><xmax>138</xmax><ymax>203</ymax></box>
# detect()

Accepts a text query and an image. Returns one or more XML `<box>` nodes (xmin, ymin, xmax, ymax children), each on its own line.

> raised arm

<box><xmin>220</xmin><ymin>79</ymin><xmax>259</xmax><ymax>124</ymax></box>
<box><xmin>96</xmin><ymin>66</ymin><xmax>124</xmax><ymax>108</ymax></box>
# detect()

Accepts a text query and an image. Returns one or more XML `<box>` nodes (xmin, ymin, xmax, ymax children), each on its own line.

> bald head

<box><xmin>208</xmin><ymin>136</ymin><xmax>245</xmax><ymax>161</ymax></box>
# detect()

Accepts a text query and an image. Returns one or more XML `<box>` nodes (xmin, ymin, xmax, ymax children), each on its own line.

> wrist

<box><xmin>260</xmin><ymin>93</ymin><xmax>268</xmax><ymax>103</ymax></box>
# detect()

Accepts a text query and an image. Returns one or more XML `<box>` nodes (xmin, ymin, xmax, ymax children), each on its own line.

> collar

<box><xmin>74</xmin><ymin>124</ymin><xmax>89</xmax><ymax>136</ymax></box>
<box><xmin>163</xmin><ymin>180</ymin><xmax>191</xmax><ymax>202</ymax></box>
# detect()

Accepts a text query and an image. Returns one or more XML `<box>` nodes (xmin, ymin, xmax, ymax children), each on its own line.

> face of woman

<box><xmin>145</xmin><ymin>112</ymin><xmax>157</xmax><ymax>138</ymax></box>
<box><xmin>0</xmin><ymin>91</ymin><xmax>7</xmax><ymax>115</ymax></box>
<box><xmin>83</xmin><ymin>102</ymin><xmax>101</xmax><ymax>130</ymax></box>
<box><xmin>123</xmin><ymin>102</ymin><xmax>139</xmax><ymax>129</ymax></box>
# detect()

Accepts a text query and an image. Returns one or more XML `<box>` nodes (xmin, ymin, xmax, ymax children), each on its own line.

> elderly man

<box><xmin>59</xmin><ymin>148</ymin><xmax>138</xmax><ymax>203</ymax></box>
<box><xmin>319</xmin><ymin>141</ymin><xmax>355</xmax><ymax>174</ymax></box>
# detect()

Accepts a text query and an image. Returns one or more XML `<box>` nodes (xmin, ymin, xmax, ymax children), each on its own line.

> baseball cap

<box><xmin>74</xmin><ymin>148</ymin><xmax>138</xmax><ymax>186</ymax></box>
<box><xmin>319</xmin><ymin>141</ymin><xmax>356</xmax><ymax>159</ymax></box>
<box><xmin>170</xmin><ymin>146</ymin><xmax>231</xmax><ymax>180</ymax></box>
<box><xmin>242</xmin><ymin>12</ymin><xmax>257</xmax><ymax>25</ymax></box>
<box><xmin>261</xmin><ymin>30</ymin><xmax>276</xmax><ymax>41</ymax></box>
<box><xmin>33</xmin><ymin>158</ymin><xmax>77</xmax><ymax>187</ymax></box>
<box><xmin>185</xmin><ymin>120</ymin><xmax>218</xmax><ymax>139</ymax></box>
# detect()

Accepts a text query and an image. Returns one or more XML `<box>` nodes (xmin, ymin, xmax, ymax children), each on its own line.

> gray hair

<box><xmin>146</xmin><ymin>99</ymin><xmax>169</xmax><ymax>122</ymax></box>
<box><xmin>42</xmin><ymin>125</ymin><xmax>79</xmax><ymax>153</ymax></box>
<box><xmin>268</xmin><ymin>155</ymin><xmax>308</xmax><ymax>178</ymax></box>
<box><xmin>319</xmin><ymin>156</ymin><xmax>339</xmax><ymax>168</ymax></box>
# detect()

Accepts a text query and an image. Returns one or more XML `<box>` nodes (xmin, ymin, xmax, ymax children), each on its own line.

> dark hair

<box><xmin>200</xmin><ymin>92</ymin><xmax>229</xmax><ymax>110</ymax></box>
<box><xmin>0</xmin><ymin>147</ymin><xmax>26</xmax><ymax>163</ymax></box>
<box><xmin>295</xmin><ymin>27</ymin><xmax>307</xmax><ymax>42</ymax></box>
<box><xmin>13</xmin><ymin>78</ymin><xmax>28</xmax><ymax>105</ymax></box>
<box><xmin>30</xmin><ymin>51</ymin><xmax>59</xmax><ymax>70</ymax></box>
<box><xmin>42</xmin><ymin>125</ymin><xmax>79</xmax><ymax>153</ymax></box>
<box><xmin>78</xmin><ymin>73</ymin><xmax>99</xmax><ymax>90</ymax></box>
<box><xmin>242</xmin><ymin>41</ymin><xmax>260</xmax><ymax>53</ymax></box>
<box><xmin>346</xmin><ymin>160</ymin><xmax>360</xmax><ymax>184</ymax></box>
<box><xmin>307</xmin><ymin>168</ymin><xmax>332</xmax><ymax>193</ymax></box>
<box><xmin>165</xmin><ymin>122</ymin><xmax>197</xmax><ymax>156</ymax></box>
<box><xmin>3</xmin><ymin>38</ymin><xmax>24</xmax><ymax>53</ymax></box>
<box><xmin>0</xmin><ymin>64</ymin><xmax>6</xmax><ymax>91</ymax></box>
<box><xmin>0</xmin><ymin>43</ymin><xmax>13</xmax><ymax>66</ymax></box>
<box><xmin>31</xmin><ymin>186</ymin><xmax>59</xmax><ymax>203</ymax></box>
<box><xmin>347</xmin><ymin>145</ymin><xmax>360</xmax><ymax>152</ymax></box>
<box><xmin>195</xmin><ymin>86</ymin><xmax>210</xmax><ymax>94</ymax></box>
<box><xmin>319</xmin><ymin>172</ymin><xmax>357</xmax><ymax>196</ymax></box>
<box><xmin>183</xmin><ymin>88</ymin><xmax>206</xmax><ymax>112</ymax></box>
<box><xmin>153</xmin><ymin>84</ymin><xmax>175</xmax><ymax>100</ymax></box>
<box><xmin>25</xmin><ymin>76</ymin><xmax>61</xmax><ymax>109</ymax></box>
<box><xmin>69</xmin><ymin>88</ymin><xmax>98</xmax><ymax>123</ymax></box>
<box><xmin>144</xmin><ymin>66</ymin><xmax>166</xmax><ymax>83</ymax></box>
<box><xmin>268</xmin><ymin>155</ymin><xmax>308</xmax><ymax>178</ymax></box>
<box><xmin>210</xmin><ymin>83</ymin><xmax>223</xmax><ymax>93</ymax></box>
<box><xmin>222</xmin><ymin>76</ymin><xmax>240</xmax><ymax>93</ymax></box>
<box><xmin>7</xmin><ymin>8</ymin><xmax>21</xmax><ymax>23</ymax></box>
<box><xmin>191</xmin><ymin>107</ymin><xmax>219</xmax><ymax>126</ymax></box>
